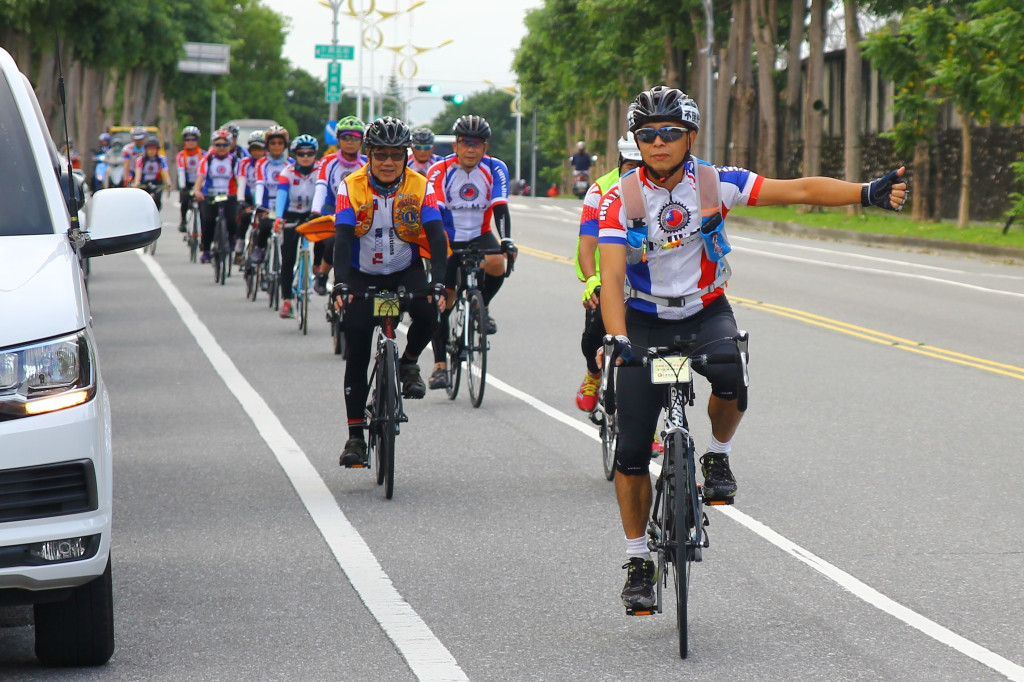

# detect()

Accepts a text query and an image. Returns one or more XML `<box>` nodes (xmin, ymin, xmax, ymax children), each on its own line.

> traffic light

<box><xmin>443</xmin><ymin>94</ymin><xmax>465</xmax><ymax>105</ymax></box>
<box><xmin>417</xmin><ymin>84</ymin><xmax>441</xmax><ymax>94</ymax></box>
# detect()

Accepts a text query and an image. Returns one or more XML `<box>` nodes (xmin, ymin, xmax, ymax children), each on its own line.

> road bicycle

<box><xmin>601</xmin><ymin>331</ymin><xmax>748</xmax><ymax>658</ymax></box>
<box><xmin>209</xmin><ymin>194</ymin><xmax>232</xmax><ymax>285</ymax></box>
<box><xmin>141</xmin><ymin>182</ymin><xmax>164</xmax><ymax>255</ymax></box>
<box><xmin>184</xmin><ymin>199</ymin><xmax>201</xmax><ymax>263</ymax></box>
<box><xmin>295</xmin><ymin>215</ymin><xmax>334</xmax><ymax>336</ymax></box>
<box><xmin>588</xmin><ymin>390</ymin><xmax>618</xmax><ymax>481</ymax></box>
<box><xmin>242</xmin><ymin>212</ymin><xmax>263</xmax><ymax>302</ymax></box>
<box><xmin>444</xmin><ymin>243</ymin><xmax>515</xmax><ymax>408</ymax></box>
<box><xmin>341</xmin><ymin>287</ymin><xmax>433</xmax><ymax>500</ymax></box>
<box><xmin>260</xmin><ymin>221</ymin><xmax>282</xmax><ymax>311</ymax></box>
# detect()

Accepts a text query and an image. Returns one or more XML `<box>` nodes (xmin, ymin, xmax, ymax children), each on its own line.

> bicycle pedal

<box><xmin>704</xmin><ymin>498</ymin><xmax>734</xmax><ymax>506</ymax></box>
<box><xmin>625</xmin><ymin>607</ymin><xmax>656</xmax><ymax>616</ymax></box>
<box><xmin>343</xmin><ymin>462</ymin><xmax>368</xmax><ymax>469</ymax></box>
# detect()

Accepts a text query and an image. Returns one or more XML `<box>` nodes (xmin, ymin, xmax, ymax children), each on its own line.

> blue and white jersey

<box><xmin>426</xmin><ymin>155</ymin><xmax>510</xmax><ymax>242</ymax></box>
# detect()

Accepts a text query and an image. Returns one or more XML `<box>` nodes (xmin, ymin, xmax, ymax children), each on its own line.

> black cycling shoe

<box><xmin>400</xmin><ymin>362</ymin><xmax>426</xmax><ymax>399</ymax></box>
<box><xmin>339</xmin><ymin>437</ymin><xmax>368</xmax><ymax>467</ymax></box>
<box><xmin>313</xmin><ymin>272</ymin><xmax>328</xmax><ymax>296</ymax></box>
<box><xmin>178</xmin><ymin>221</ymin><xmax>187</xmax><ymax>233</ymax></box>
<box><xmin>700</xmin><ymin>452</ymin><xmax>737</xmax><ymax>502</ymax></box>
<box><xmin>620</xmin><ymin>557</ymin><xmax>657</xmax><ymax>611</ymax></box>
<box><xmin>428</xmin><ymin>367</ymin><xmax>448</xmax><ymax>390</ymax></box>
<box><xmin>483</xmin><ymin>308</ymin><xmax>497</xmax><ymax>335</ymax></box>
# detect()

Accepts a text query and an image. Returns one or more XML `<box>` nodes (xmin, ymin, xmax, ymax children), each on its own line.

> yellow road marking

<box><xmin>518</xmin><ymin>243</ymin><xmax>1024</xmax><ymax>382</ymax></box>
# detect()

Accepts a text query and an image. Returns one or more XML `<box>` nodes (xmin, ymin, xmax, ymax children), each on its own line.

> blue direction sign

<box><xmin>325</xmin><ymin>62</ymin><xmax>342</xmax><ymax>103</ymax></box>
<box><xmin>316</xmin><ymin>44</ymin><xmax>354</xmax><ymax>60</ymax></box>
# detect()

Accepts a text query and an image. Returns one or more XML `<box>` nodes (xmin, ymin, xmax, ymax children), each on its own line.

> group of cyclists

<box><xmin>136</xmin><ymin>83</ymin><xmax>909</xmax><ymax>619</ymax></box>
<box><xmin>160</xmin><ymin>114</ymin><xmax>517</xmax><ymax>468</ymax></box>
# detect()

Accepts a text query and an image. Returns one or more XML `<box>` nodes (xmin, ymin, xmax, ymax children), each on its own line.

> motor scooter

<box><xmin>102</xmin><ymin>144</ymin><xmax>125</xmax><ymax>188</ymax></box>
<box><xmin>572</xmin><ymin>170</ymin><xmax>590</xmax><ymax>199</ymax></box>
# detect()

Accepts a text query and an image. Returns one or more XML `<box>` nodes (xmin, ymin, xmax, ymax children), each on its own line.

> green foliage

<box><xmin>1008</xmin><ymin>154</ymin><xmax>1024</xmax><ymax>222</ymax></box>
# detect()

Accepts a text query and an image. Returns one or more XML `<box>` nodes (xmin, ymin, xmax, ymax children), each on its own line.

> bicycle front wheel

<box><xmin>466</xmin><ymin>291</ymin><xmax>487</xmax><ymax>408</ymax></box>
<box><xmin>299</xmin><ymin>256</ymin><xmax>310</xmax><ymax>335</ymax></box>
<box><xmin>670</xmin><ymin>432</ymin><xmax>698</xmax><ymax>659</ymax></box>
<box><xmin>445</xmin><ymin>297</ymin><xmax>465</xmax><ymax>401</ymax></box>
<box><xmin>601</xmin><ymin>411</ymin><xmax>617</xmax><ymax>481</ymax></box>
<box><xmin>374</xmin><ymin>344</ymin><xmax>398</xmax><ymax>499</ymax></box>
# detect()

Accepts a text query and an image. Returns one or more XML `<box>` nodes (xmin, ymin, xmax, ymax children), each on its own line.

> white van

<box><xmin>0</xmin><ymin>47</ymin><xmax>160</xmax><ymax>665</ymax></box>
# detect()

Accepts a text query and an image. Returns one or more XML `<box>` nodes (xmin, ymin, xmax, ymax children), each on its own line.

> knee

<box><xmin>483</xmin><ymin>254</ymin><xmax>505</xmax><ymax>276</ymax></box>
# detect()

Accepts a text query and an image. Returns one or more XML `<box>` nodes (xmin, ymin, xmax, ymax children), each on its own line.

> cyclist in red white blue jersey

<box><xmin>271</xmin><ymin>134</ymin><xmax>322</xmax><ymax>319</ymax></box>
<box><xmin>193</xmin><ymin>128</ymin><xmax>242</xmax><ymax>264</ymax></box>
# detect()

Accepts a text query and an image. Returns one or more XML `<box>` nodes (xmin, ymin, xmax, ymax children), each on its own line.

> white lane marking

<box><xmin>475</xmin><ymin>367</ymin><xmax>1024</xmax><ymax>679</ymax></box>
<box><xmin>137</xmin><ymin>253</ymin><xmax>468</xmax><ymax>682</ymax></box>
<box><xmin>738</xmin><ymin>248</ymin><xmax>1024</xmax><ymax>299</ymax></box>
<box><xmin>729</xmin><ymin>234</ymin><xmax>969</xmax><ymax>273</ymax></box>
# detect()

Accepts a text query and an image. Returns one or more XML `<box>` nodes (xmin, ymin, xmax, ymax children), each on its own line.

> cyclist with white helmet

<box><xmin>330</xmin><ymin>116</ymin><xmax>449</xmax><ymax>467</ymax></box>
<box><xmin>599</xmin><ymin>86</ymin><xmax>908</xmax><ymax>612</ymax></box>
<box><xmin>271</xmin><ymin>134</ymin><xmax>322</xmax><ymax>319</ymax></box>
<box><xmin>91</xmin><ymin>132</ymin><xmax>111</xmax><ymax>193</ymax></box>
<box><xmin>248</xmin><ymin>125</ymin><xmax>294</xmax><ymax>267</ymax></box>
<box><xmin>236</xmin><ymin>131</ymin><xmax>268</xmax><ymax>264</ymax></box>
<box><xmin>573</xmin><ymin>132</ymin><xmax>642</xmax><ymax>413</ymax></box>
<box><xmin>194</xmin><ymin>127</ymin><xmax>243</xmax><ymax>264</ymax></box>
<box><xmin>122</xmin><ymin>126</ymin><xmax>147</xmax><ymax>186</ymax></box>
<box><xmin>426</xmin><ymin>114</ymin><xmax>515</xmax><ymax>390</ymax></box>
<box><xmin>176</xmin><ymin>125</ymin><xmax>204</xmax><ymax>231</ymax></box>
<box><xmin>406</xmin><ymin>127</ymin><xmax>442</xmax><ymax>175</ymax></box>
<box><xmin>311</xmin><ymin>115</ymin><xmax>367</xmax><ymax>294</ymax></box>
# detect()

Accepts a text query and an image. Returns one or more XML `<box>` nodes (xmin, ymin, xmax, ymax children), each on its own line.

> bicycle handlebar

<box><xmin>449</xmin><ymin>242</ymin><xmax>517</xmax><ymax>278</ymax></box>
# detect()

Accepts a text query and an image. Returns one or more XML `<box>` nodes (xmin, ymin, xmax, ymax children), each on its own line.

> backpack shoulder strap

<box><xmin>618</xmin><ymin>168</ymin><xmax>648</xmax><ymax>228</ymax></box>
<box><xmin>694</xmin><ymin>160</ymin><xmax>721</xmax><ymax>219</ymax></box>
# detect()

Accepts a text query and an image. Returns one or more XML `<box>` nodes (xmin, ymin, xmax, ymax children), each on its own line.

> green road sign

<box><xmin>316</xmin><ymin>44</ymin><xmax>354</xmax><ymax>60</ymax></box>
<box><xmin>325</xmin><ymin>62</ymin><xmax>342</xmax><ymax>103</ymax></box>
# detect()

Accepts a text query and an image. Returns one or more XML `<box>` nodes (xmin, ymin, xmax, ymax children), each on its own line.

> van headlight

<box><xmin>0</xmin><ymin>331</ymin><xmax>95</xmax><ymax>419</ymax></box>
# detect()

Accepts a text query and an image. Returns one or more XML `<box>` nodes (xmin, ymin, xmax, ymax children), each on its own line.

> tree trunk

<box><xmin>802</xmin><ymin>0</ymin><xmax>825</xmax><ymax>179</ymax></box>
<box><xmin>843</xmin><ymin>0</ymin><xmax>863</xmax><ymax>214</ymax></box>
<box><xmin>751</xmin><ymin>0</ymin><xmax>779</xmax><ymax>176</ymax></box>
<box><xmin>716</xmin><ymin>15</ymin><xmax>741</xmax><ymax>163</ymax></box>
<box><xmin>730</xmin><ymin>0</ymin><xmax>755</xmax><ymax>170</ymax></box>
<box><xmin>691</xmin><ymin>22</ymin><xmax>712</xmax><ymax>160</ymax></box>
<box><xmin>783</xmin><ymin>0</ymin><xmax>805</xmax><ymax>177</ymax></box>
<box><xmin>911</xmin><ymin>140</ymin><xmax>930</xmax><ymax>222</ymax></box>
<box><xmin>958</xmin><ymin>110</ymin><xmax>972</xmax><ymax>228</ymax></box>
<box><xmin>662</xmin><ymin>33</ymin><xmax>681</xmax><ymax>88</ymax></box>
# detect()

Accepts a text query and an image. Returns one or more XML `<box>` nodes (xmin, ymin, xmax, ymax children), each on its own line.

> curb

<box><xmin>726</xmin><ymin>215</ymin><xmax>1024</xmax><ymax>264</ymax></box>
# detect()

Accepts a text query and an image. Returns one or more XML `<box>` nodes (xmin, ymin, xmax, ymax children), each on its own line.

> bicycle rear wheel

<box><xmin>445</xmin><ymin>297</ymin><xmax>465</xmax><ymax>401</ymax></box>
<box><xmin>601</xmin><ymin>411</ymin><xmax>617</xmax><ymax>481</ymax></box>
<box><xmin>466</xmin><ymin>291</ymin><xmax>487</xmax><ymax>408</ymax></box>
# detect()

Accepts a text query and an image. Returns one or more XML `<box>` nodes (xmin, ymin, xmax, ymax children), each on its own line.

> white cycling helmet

<box><xmin>617</xmin><ymin>132</ymin><xmax>642</xmax><ymax>161</ymax></box>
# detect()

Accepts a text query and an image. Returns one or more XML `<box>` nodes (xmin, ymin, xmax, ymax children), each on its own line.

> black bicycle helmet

<box><xmin>626</xmin><ymin>86</ymin><xmax>701</xmax><ymax>132</ymax></box>
<box><xmin>364</xmin><ymin>116</ymin><xmax>411</xmax><ymax>148</ymax></box>
<box><xmin>410</xmin><ymin>127</ymin><xmax>435</xmax><ymax>146</ymax></box>
<box><xmin>452</xmin><ymin>115</ymin><xmax>491</xmax><ymax>140</ymax></box>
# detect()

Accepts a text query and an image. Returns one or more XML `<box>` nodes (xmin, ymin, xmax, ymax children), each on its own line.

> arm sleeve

<box><xmin>275</xmin><ymin>183</ymin><xmax>289</xmax><ymax>215</ymax></box>
<box><xmin>333</xmin><ymin>222</ymin><xmax>354</xmax><ymax>283</ymax></box>
<box><xmin>492</xmin><ymin>203</ymin><xmax>511</xmax><ymax>240</ymax></box>
<box><xmin>423</xmin><ymin>219</ymin><xmax>448</xmax><ymax>285</ymax></box>
<box><xmin>177</xmin><ymin>154</ymin><xmax>186</xmax><ymax>189</ymax></box>
<box><xmin>236</xmin><ymin>162</ymin><xmax>247</xmax><ymax>202</ymax></box>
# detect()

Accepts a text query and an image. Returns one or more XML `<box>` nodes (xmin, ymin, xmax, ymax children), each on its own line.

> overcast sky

<box><xmin>260</xmin><ymin>0</ymin><xmax>543</xmax><ymax>127</ymax></box>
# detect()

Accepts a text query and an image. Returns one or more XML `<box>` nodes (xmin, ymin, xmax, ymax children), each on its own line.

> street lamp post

<box><xmin>321</xmin><ymin>0</ymin><xmax>344</xmax><ymax>121</ymax></box>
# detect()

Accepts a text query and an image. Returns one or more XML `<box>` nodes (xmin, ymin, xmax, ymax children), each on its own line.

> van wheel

<box><xmin>34</xmin><ymin>556</ymin><xmax>114</xmax><ymax>666</ymax></box>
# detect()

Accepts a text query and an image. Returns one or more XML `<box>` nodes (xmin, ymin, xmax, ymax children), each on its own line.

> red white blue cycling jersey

<box><xmin>335</xmin><ymin>179</ymin><xmax>443</xmax><ymax>276</ymax></box>
<box><xmin>133</xmin><ymin>154</ymin><xmax>168</xmax><ymax>184</ymax></box>
<box><xmin>426</xmin><ymin>155</ymin><xmax>510</xmax><ymax>242</ymax></box>
<box><xmin>578</xmin><ymin>181</ymin><xmax>603</xmax><ymax>240</ymax></box>
<box><xmin>275</xmin><ymin>161</ymin><xmax>322</xmax><ymax>215</ymax></box>
<box><xmin>123</xmin><ymin>143</ymin><xmax>146</xmax><ymax>181</ymax></box>
<box><xmin>176</xmin><ymin>147</ymin><xmax>205</xmax><ymax>187</ymax></box>
<box><xmin>254</xmin><ymin>154</ymin><xmax>293</xmax><ymax>210</ymax></box>
<box><xmin>406</xmin><ymin>153</ymin><xmax>443</xmax><ymax>176</ymax></box>
<box><xmin>312</xmin><ymin>152</ymin><xmax>367</xmax><ymax>214</ymax></box>
<box><xmin>598</xmin><ymin>160</ymin><xmax>763</xmax><ymax>320</ymax></box>
<box><xmin>197</xmin><ymin>153</ymin><xmax>240</xmax><ymax>196</ymax></box>
<box><xmin>237</xmin><ymin>156</ymin><xmax>260</xmax><ymax>201</ymax></box>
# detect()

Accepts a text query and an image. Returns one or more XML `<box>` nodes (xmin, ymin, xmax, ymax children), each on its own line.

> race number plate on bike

<box><xmin>650</xmin><ymin>356</ymin><xmax>691</xmax><ymax>384</ymax></box>
<box><xmin>373</xmin><ymin>295</ymin><xmax>401</xmax><ymax>317</ymax></box>
<box><xmin>213</xmin><ymin>194</ymin><xmax>228</xmax><ymax>204</ymax></box>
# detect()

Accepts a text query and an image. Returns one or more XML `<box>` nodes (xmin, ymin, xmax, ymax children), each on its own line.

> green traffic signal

<box><xmin>443</xmin><ymin>94</ymin><xmax>465</xmax><ymax>105</ymax></box>
<box><xmin>417</xmin><ymin>84</ymin><xmax>441</xmax><ymax>94</ymax></box>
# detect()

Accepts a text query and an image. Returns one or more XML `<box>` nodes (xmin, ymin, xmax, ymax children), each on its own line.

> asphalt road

<box><xmin>2</xmin><ymin>196</ymin><xmax>1024</xmax><ymax>681</ymax></box>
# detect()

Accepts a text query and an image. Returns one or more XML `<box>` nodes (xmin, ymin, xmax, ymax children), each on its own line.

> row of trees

<box><xmin>514</xmin><ymin>0</ymin><xmax>1024</xmax><ymax>226</ymax></box>
<box><xmin>1</xmin><ymin>0</ymin><xmax>341</xmax><ymax>183</ymax></box>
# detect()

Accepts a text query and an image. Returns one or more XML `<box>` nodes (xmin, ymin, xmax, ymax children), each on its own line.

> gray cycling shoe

<box><xmin>400</xmin><ymin>362</ymin><xmax>426</xmax><ymax>399</ymax></box>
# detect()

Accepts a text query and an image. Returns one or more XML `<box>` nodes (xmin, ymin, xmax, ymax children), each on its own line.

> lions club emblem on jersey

<box><xmin>459</xmin><ymin>184</ymin><xmax>481</xmax><ymax>201</ymax></box>
<box><xmin>658</xmin><ymin>202</ymin><xmax>691</xmax><ymax>233</ymax></box>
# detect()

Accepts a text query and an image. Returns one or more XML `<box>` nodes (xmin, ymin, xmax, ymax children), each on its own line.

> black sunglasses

<box><xmin>294</xmin><ymin>150</ymin><xmax>316</xmax><ymax>158</ymax></box>
<box><xmin>634</xmin><ymin>126</ymin><xmax>689</xmax><ymax>144</ymax></box>
<box><xmin>371</xmin><ymin>150</ymin><xmax>407</xmax><ymax>162</ymax></box>
<box><xmin>183</xmin><ymin>137</ymin><xmax>199</xmax><ymax>142</ymax></box>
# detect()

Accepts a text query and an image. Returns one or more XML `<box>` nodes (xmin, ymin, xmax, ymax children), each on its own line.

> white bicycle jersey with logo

<box><xmin>275</xmin><ymin>162</ymin><xmax>321</xmax><ymax>214</ymax></box>
<box><xmin>313</xmin><ymin>152</ymin><xmax>367</xmax><ymax>213</ymax></box>
<box><xmin>254</xmin><ymin>154</ymin><xmax>292</xmax><ymax>210</ymax></box>
<box><xmin>427</xmin><ymin>155</ymin><xmax>509</xmax><ymax>243</ymax></box>
<box><xmin>198</xmin><ymin>154</ymin><xmax>238</xmax><ymax>195</ymax></box>
<box><xmin>597</xmin><ymin>161</ymin><xmax>762</xmax><ymax>320</ymax></box>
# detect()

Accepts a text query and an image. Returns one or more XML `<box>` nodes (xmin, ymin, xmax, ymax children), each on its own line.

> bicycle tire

<box><xmin>377</xmin><ymin>343</ymin><xmax>398</xmax><ymax>499</ymax></box>
<box><xmin>670</xmin><ymin>431</ymin><xmax>696</xmax><ymax>659</ymax></box>
<box><xmin>367</xmin><ymin>360</ymin><xmax>385</xmax><ymax>487</ymax></box>
<box><xmin>187</xmin><ymin>210</ymin><xmax>199</xmax><ymax>263</ymax></box>
<box><xmin>269</xmin><ymin>241</ymin><xmax>281</xmax><ymax>310</ymax></box>
<box><xmin>601</xmin><ymin>411</ymin><xmax>617</xmax><ymax>481</ymax></box>
<box><xmin>445</xmin><ymin>297</ymin><xmax>465</xmax><ymax>400</ymax></box>
<box><xmin>466</xmin><ymin>291</ymin><xmax>487</xmax><ymax>408</ymax></box>
<box><xmin>299</xmin><ymin>254</ymin><xmax>310</xmax><ymax>335</ymax></box>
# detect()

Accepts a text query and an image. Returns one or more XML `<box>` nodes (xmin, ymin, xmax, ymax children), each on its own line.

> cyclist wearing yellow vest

<box><xmin>573</xmin><ymin>132</ymin><xmax>642</xmax><ymax>412</ymax></box>
<box><xmin>331</xmin><ymin>117</ymin><xmax>449</xmax><ymax>468</ymax></box>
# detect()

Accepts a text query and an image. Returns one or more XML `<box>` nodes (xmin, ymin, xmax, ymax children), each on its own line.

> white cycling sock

<box><xmin>708</xmin><ymin>435</ymin><xmax>731</xmax><ymax>454</ymax></box>
<box><xmin>625</xmin><ymin>535</ymin><xmax>649</xmax><ymax>560</ymax></box>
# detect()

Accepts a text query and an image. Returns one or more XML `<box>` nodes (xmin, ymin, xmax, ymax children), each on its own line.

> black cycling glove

<box><xmin>331</xmin><ymin>283</ymin><xmax>350</xmax><ymax>306</ymax></box>
<box><xmin>862</xmin><ymin>168</ymin><xmax>908</xmax><ymax>212</ymax></box>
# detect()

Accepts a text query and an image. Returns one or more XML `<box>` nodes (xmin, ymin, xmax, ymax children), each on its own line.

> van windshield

<box><xmin>0</xmin><ymin>69</ymin><xmax>52</xmax><ymax>236</ymax></box>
